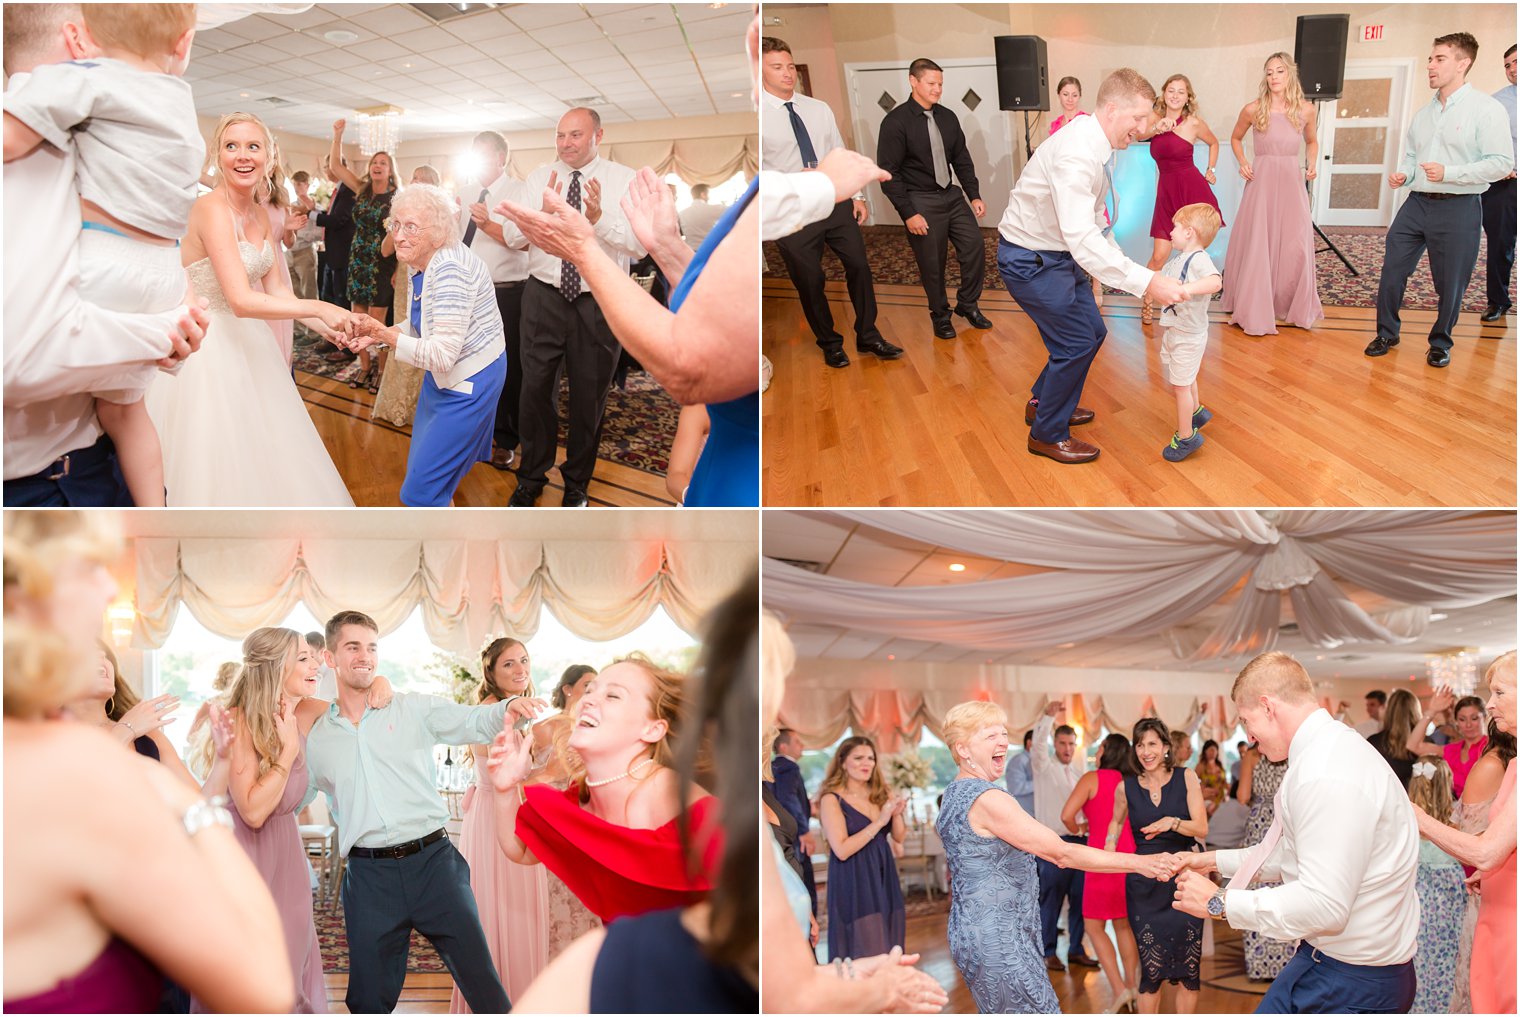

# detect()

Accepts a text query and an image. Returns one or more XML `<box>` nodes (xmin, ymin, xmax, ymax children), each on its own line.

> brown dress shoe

<box><xmin>1025</xmin><ymin>399</ymin><xmax>1096</xmax><ymax>426</ymax></box>
<box><xmin>1045</xmin><ymin>955</ymin><xmax>1066</xmax><ymax>972</ymax></box>
<box><xmin>1028</xmin><ymin>435</ymin><xmax>1100</xmax><ymax>463</ymax></box>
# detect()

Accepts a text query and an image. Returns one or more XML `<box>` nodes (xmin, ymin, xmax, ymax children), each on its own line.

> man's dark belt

<box><xmin>1415</xmin><ymin>191</ymin><xmax>1475</xmax><ymax>201</ymax></box>
<box><xmin>348</xmin><ymin>827</ymin><xmax>447</xmax><ymax>859</ymax></box>
<box><xmin>494</xmin><ymin>280</ymin><xmax>526</xmax><ymax>290</ymax></box>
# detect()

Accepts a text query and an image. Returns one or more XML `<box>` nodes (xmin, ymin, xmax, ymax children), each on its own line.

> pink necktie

<box><xmin>1227</xmin><ymin>788</ymin><xmax>1284</xmax><ymax>890</ymax></box>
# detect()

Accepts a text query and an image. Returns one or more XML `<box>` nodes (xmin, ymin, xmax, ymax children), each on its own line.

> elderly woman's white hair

<box><xmin>391</xmin><ymin>183</ymin><xmax>463</xmax><ymax>247</ymax></box>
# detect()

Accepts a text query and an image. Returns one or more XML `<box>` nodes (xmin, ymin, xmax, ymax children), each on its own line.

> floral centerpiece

<box><xmin>882</xmin><ymin>748</ymin><xmax>934</xmax><ymax>793</ymax></box>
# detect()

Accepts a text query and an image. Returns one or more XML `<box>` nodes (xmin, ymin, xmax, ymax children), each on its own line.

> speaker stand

<box><xmin>1308</xmin><ymin>99</ymin><xmax>1358</xmax><ymax>276</ymax></box>
<box><xmin>1022</xmin><ymin>111</ymin><xmax>1036</xmax><ymax>161</ymax></box>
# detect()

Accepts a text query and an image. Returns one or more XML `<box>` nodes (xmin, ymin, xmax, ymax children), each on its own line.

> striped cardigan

<box><xmin>393</xmin><ymin>243</ymin><xmax>505</xmax><ymax>392</ymax></box>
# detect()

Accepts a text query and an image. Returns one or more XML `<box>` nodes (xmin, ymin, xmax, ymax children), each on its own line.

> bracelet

<box><xmin>182</xmin><ymin>795</ymin><xmax>234</xmax><ymax>837</ymax></box>
<box><xmin>119</xmin><ymin>719</ymin><xmax>138</xmax><ymax>739</ymax></box>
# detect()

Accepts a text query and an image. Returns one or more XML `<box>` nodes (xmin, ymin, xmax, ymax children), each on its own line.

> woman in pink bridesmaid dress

<box><xmin>449</xmin><ymin>638</ymin><xmax>549</xmax><ymax>1013</ymax></box>
<box><xmin>1220</xmin><ymin>53</ymin><xmax>1326</xmax><ymax>335</ymax></box>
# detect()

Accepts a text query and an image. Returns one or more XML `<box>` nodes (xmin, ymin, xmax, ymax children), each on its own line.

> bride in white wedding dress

<box><xmin>146</xmin><ymin>112</ymin><xmax>355</xmax><ymax>506</ymax></box>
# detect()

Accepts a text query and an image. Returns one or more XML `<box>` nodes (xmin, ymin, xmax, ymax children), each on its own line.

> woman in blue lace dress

<box><xmin>936</xmin><ymin>702</ymin><xmax>1177</xmax><ymax>1014</ymax></box>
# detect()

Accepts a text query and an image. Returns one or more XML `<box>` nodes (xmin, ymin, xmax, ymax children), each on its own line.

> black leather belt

<box><xmin>494</xmin><ymin>280</ymin><xmax>526</xmax><ymax>290</ymax></box>
<box><xmin>348</xmin><ymin>828</ymin><xmax>447</xmax><ymax>859</ymax></box>
<box><xmin>1415</xmin><ymin>191</ymin><xmax>1474</xmax><ymax>201</ymax></box>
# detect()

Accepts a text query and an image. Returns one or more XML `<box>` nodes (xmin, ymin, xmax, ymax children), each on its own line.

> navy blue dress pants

<box><xmin>1375</xmin><ymin>192</ymin><xmax>1483</xmax><ymax>352</ymax></box>
<box><xmin>1037</xmin><ymin>833</ymin><xmax>1088</xmax><ymax>959</ymax></box>
<box><xmin>1256</xmin><ymin>943</ymin><xmax>1415</xmax><ymax>1014</ymax></box>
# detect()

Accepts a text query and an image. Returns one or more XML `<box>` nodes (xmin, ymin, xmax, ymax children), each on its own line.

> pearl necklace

<box><xmin>585</xmin><ymin>757</ymin><xmax>656</xmax><ymax>788</ymax></box>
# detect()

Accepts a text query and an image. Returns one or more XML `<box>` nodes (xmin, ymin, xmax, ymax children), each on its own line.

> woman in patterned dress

<box><xmin>1236</xmin><ymin>744</ymin><xmax>1296</xmax><ymax>980</ymax></box>
<box><xmin>327</xmin><ymin>118</ymin><xmax>397</xmax><ymax>392</ymax></box>
<box><xmin>1194</xmin><ymin>739</ymin><xmax>1227</xmax><ymax>816</ymax></box>
<box><xmin>1407</xmin><ymin>756</ymin><xmax>1468</xmax><ymax>1013</ymax></box>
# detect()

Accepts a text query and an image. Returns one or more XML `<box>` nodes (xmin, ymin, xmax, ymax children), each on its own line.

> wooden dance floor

<box><xmin>763</xmin><ymin>281</ymin><xmax>1518</xmax><ymax>507</ymax></box>
<box><xmin>298</xmin><ymin>372</ymin><xmax>675</xmax><ymax>507</ymax></box>
<box><xmin>908</xmin><ymin>907</ymin><xmax>1263</xmax><ymax>1014</ymax></box>
<box><xmin>324</xmin><ymin>973</ymin><xmax>450</xmax><ymax>1013</ymax></box>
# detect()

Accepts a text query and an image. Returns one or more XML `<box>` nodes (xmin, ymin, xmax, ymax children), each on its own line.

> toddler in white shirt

<box><xmin>1156</xmin><ymin>203</ymin><xmax>1222</xmax><ymax>462</ymax></box>
<box><xmin>3</xmin><ymin>3</ymin><xmax>202</xmax><ymax>506</ymax></box>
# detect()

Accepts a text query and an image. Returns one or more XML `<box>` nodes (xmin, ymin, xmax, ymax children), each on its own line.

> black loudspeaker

<box><xmin>1295</xmin><ymin>14</ymin><xmax>1350</xmax><ymax>100</ymax></box>
<box><xmin>994</xmin><ymin>35</ymin><xmax>1049</xmax><ymax>110</ymax></box>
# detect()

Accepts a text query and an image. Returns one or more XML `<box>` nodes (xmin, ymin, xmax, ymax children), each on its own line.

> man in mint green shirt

<box><xmin>306</xmin><ymin>609</ymin><xmax>540</xmax><ymax>1014</ymax></box>
<box><xmin>1367</xmin><ymin>31</ymin><xmax>1514</xmax><ymax>367</ymax></box>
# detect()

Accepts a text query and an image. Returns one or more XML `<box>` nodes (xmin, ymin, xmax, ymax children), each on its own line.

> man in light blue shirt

<box><xmin>1006</xmin><ymin>728</ymin><xmax>1036</xmax><ymax>814</ymax></box>
<box><xmin>306</xmin><ymin>609</ymin><xmax>539</xmax><ymax>1014</ymax></box>
<box><xmin>1480</xmin><ymin>43</ymin><xmax>1516</xmax><ymax>321</ymax></box>
<box><xmin>1367</xmin><ymin>32</ymin><xmax>1515</xmax><ymax>367</ymax></box>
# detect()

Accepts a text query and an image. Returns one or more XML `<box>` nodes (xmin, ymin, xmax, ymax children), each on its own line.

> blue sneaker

<box><xmin>1192</xmin><ymin>405</ymin><xmax>1213</xmax><ymax>430</ymax></box>
<box><xmin>1162</xmin><ymin>430</ymin><xmax>1205</xmax><ymax>462</ymax></box>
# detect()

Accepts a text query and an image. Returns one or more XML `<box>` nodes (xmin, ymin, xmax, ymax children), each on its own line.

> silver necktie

<box><xmin>926</xmin><ymin>108</ymin><xmax>951</xmax><ymax>188</ymax></box>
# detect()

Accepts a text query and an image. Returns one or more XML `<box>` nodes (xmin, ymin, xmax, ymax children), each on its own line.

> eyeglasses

<box><xmin>383</xmin><ymin>218</ymin><xmax>433</xmax><ymax>237</ymax></box>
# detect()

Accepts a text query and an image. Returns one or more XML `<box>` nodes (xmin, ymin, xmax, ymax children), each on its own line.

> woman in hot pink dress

<box><xmin>1412</xmin><ymin>651</ymin><xmax>1517</xmax><ymax>1015</ymax></box>
<box><xmin>1139</xmin><ymin>74</ymin><xmax>1222</xmax><ymax>324</ymax></box>
<box><xmin>1220</xmin><ymin>53</ymin><xmax>1325</xmax><ymax>335</ymax></box>
<box><xmin>1061</xmin><ymin>734</ymin><xmax>1141</xmax><ymax>1014</ymax></box>
<box><xmin>449</xmin><ymin>638</ymin><xmax>549</xmax><ymax>1013</ymax></box>
<box><xmin>1049</xmin><ymin>76</ymin><xmax>1089</xmax><ymax>135</ymax></box>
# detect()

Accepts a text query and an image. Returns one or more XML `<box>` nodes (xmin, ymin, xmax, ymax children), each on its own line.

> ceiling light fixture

<box><xmin>353</xmin><ymin>103</ymin><xmax>405</xmax><ymax>156</ymax></box>
<box><xmin>323</xmin><ymin>29</ymin><xmax>360</xmax><ymax>43</ymax></box>
<box><xmin>948</xmin><ymin>562</ymin><xmax>965</xmax><ymax>572</ymax></box>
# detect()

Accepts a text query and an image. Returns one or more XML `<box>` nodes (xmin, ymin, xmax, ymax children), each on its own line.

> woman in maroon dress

<box><xmin>1140</xmin><ymin>74</ymin><xmax>1223</xmax><ymax>323</ymax></box>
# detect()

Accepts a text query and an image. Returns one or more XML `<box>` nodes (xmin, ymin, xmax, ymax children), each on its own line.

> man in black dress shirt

<box><xmin>877</xmin><ymin>59</ymin><xmax>992</xmax><ymax>340</ymax></box>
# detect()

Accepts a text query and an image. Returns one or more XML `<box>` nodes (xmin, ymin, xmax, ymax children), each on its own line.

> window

<box><xmin>664</xmin><ymin>170</ymin><xmax>749</xmax><ymax>211</ymax></box>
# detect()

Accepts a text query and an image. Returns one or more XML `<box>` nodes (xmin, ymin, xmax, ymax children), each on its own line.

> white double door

<box><xmin>1311</xmin><ymin>58</ymin><xmax>1414</xmax><ymax>227</ymax></box>
<box><xmin>844</xmin><ymin>59</ymin><xmax>1016</xmax><ymax>226</ymax></box>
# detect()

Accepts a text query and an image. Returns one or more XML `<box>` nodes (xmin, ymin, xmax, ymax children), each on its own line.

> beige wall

<box><xmin>770</xmin><ymin>3</ymin><xmax>1515</xmax><ymax>160</ymax></box>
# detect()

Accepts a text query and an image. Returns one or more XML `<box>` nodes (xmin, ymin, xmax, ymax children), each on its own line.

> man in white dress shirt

<box><xmin>455</xmin><ymin>130</ymin><xmax>530</xmax><ymax>472</ymax></box>
<box><xmin>2</xmin><ymin>2</ymin><xmax>208</xmax><ymax>507</ymax></box>
<box><xmin>1172</xmin><ymin>652</ymin><xmax>1419</xmax><ymax>1013</ymax></box>
<box><xmin>680</xmin><ymin>183</ymin><xmax>726</xmax><ymax>249</ymax></box>
<box><xmin>1354</xmin><ymin>689</ymin><xmax>1385</xmax><ymax>738</ymax></box>
<box><xmin>997</xmin><ymin>68</ymin><xmax>1187</xmax><ymax>465</ymax></box>
<box><xmin>1031</xmin><ymin>701</ymin><xmax>1100</xmax><ymax>970</ymax></box>
<box><xmin>761</xmin><ymin>36</ymin><xmax>903</xmax><ymax>369</ymax></box>
<box><xmin>498</xmin><ymin>107</ymin><xmax>644</xmax><ymax>508</ymax></box>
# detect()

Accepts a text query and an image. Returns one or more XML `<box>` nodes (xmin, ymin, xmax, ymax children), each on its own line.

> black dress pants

<box><xmin>490</xmin><ymin>281</ymin><xmax>526</xmax><ymax>450</ymax></box>
<box><xmin>1482</xmin><ymin>176</ymin><xmax>1516</xmax><ymax>310</ymax></box>
<box><xmin>904</xmin><ymin>186</ymin><xmax>986</xmax><ymax>322</ymax></box>
<box><xmin>516</xmin><ymin>278</ymin><xmax>619</xmax><ymax>495</ymax></box>
<box><xmin>773</xmin><ymin>199</ymin><xmax>884</xmax><ymax>352</ymax></box>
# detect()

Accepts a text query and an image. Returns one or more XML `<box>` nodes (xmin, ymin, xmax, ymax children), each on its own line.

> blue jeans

<box><xmin>1256</xmin><ymin>943</ymin><xmax>1416</xmax><ymax>1013</ymax></box>
<box><xmin>1037</xmin><ymin>834</ymin><xmax>1088</xmax><ymax>958</ymax></box>
<box><xmin>996</xmin><ymin>239</ymin><xmax>1108</xmax><ymax>443</ymax></box>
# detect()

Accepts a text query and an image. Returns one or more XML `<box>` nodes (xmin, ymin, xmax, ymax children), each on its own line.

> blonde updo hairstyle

<box><xmin>4</xmin><ymin>512</ymin><xmax>120</xmax><ymax>719</ymax></box>
<box><xmin>210</xmin><ymin>112</ymin><xmax>278</xmax><ymax>205</ymax></box>
<box><xmin>942</xmin><ymin>700</ymin><xmax>1009</xmax><ymax>766</ymax></box>
<box><xmin>225</xmin><ymin>627</ymin><xmax>301</xmax><ymax>777</ymax></box>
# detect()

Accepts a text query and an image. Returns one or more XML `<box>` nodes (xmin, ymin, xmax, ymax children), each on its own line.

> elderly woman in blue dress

<box><xmin>937</xmin><ymin>701</ymin><xmax>1180</xmax><ymax>1014</ymax></box>
<box><xmin>343</xmin><ymin>183</ymin><xmax>505</xmax><ymax>506</ymax></box>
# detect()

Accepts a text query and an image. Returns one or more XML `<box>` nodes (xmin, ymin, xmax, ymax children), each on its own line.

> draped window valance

<box><xmin>134</xmin><ymin>532</ymin><xmax>757</xmax><ymax>655</ymax></box>
<box><xmin>508</xmin><ymin>136</ymin><xmax>757</xmax><ymax>187</ymax></box>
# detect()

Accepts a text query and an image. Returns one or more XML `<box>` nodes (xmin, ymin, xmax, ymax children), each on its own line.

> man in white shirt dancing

<box><xmin>1171</xmin><ymin>651</ymin><xmax>1419</xmax><ymax>1013</ymax></box>
<box><xmin>997</xmin><ymin>68</ymin><xmax>1187</xmax><ymax>464</ymax></box>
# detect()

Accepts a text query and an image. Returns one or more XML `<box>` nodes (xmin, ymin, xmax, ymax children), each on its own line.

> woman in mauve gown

<box><xmin>1220</xmin><ymin>52</ymin><xmax>1325</xmax><ymax>335</ymax></box>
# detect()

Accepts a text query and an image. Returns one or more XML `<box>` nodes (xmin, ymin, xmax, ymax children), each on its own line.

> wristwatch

<box><xmin>1206</xmin><ymin>888</ymin><xmax>1227</xmax><ymax>921</ymax></box>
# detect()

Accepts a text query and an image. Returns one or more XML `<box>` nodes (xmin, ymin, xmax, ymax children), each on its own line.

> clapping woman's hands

<box><xmin>495</xmin><ymin>186</ymin><xmax>597</xmax><ymax>266</ymax></box>
<box><xmin>116</xmin><ymin>694</ymin><xmax>181</xmax><ymax>741</ymax></box>
<box><xmin>208</xmin><ymin>702</ymin><xmax>236</xmax><ymax>760</ymax></box>
<box><xmin>1139</xmin><ymin>817</ymin><xmax>1175</xmax><ymax>840</ymax></box>
<box><xmin>620</xmin><ymin>166</ymin><xmax>682</xmax><ymax>254</ymax></box>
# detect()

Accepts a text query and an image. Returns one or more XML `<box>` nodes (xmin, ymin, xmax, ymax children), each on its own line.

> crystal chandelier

<box><xmin>1426</xmin><ymin>649</ymin><xmax>1479</xmax><ymax>696</ymax></box>
<box><xmin>355</xmin><ymin>104</ymin><xmax>404</xmax><ymax>157</ymax></box>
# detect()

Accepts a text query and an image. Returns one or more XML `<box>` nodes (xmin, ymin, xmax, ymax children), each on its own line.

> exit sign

<box><xmin>1361</xmin><ymin>24</ymin><xmax>1385</xmax><ymax>42</ymax></box>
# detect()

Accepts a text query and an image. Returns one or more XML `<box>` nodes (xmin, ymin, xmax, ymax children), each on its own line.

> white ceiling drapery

<box><xmin>767</xmin><ymin>510</ymin><xmax>1515</xmax><ymax>662</ymax></box>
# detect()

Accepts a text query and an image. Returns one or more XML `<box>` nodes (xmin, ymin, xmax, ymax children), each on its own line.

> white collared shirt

<box><xmin>998</xmin><ymin>114</ymin><xmax>1154</xmax><ymax>297</ymax></box>
<box><xmin>1217</xmin><ymin>708</ymin><xmax>1420</xmax><ymax>966</ymax></box>
<box><xmin>761</xmin><ymin>88</ymin><xmax>863</xmax><ymax>201</ymax></box>
<box><xmin>760</xmin><ymin>169</ymin><xmax>836</xmax><ymax>240</ymax></box>
<box><xmin>498</xmin><ymin>155</ymin><xmax>645</xmax><ymax>293</ymax></box>
<box><xmin>1394</xmin><ymin>82</ymin><xmax>1514</xmax><ymax>194</ymax></box>
<box><xmin>680</xmin><ymin>199</ymin><xmax>726</xmax><ymax>249</ymax></box>
<box><xmin>1031</xmin><ymin>714</ymin><xmax>1087</xmax><ymax>834</ymax></box>
<box><xmin>455</xmin><ymin>171</ymin><xmax>529</xmax><ymax>284</ymax></box>
<box><xmin>3</xmin><ymin>70</ymin><xmax>184</xmax><ymax>479</ymax></box>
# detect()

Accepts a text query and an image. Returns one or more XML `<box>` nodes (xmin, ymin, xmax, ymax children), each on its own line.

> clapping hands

<box><xmin>621</xmin><ymin>166</ymin><xmax>681</xmax><ymax>254</ymax></box>
<box><xmin>486</xmin><ymin>723</ymin><xmax>535</xmax><ymax>792</ymax></box>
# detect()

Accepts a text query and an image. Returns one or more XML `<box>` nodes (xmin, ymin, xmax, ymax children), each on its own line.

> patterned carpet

<box><xmin>314</xmin><ymin>898</ymin><xmax>448</xmax><ymax>974</ymax></box>
<box><xmin>293</xmin><ymin>325</ymin><xmax>678</xmax><ymax>475</ymax></box>
<box><xmin>764</xmin><ymin>225</ymin><xmax>1517</xmax><ymax>313</ymax></box>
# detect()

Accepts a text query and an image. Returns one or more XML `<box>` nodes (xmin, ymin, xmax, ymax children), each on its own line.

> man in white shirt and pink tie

<box><xmin>1169</xmin><ymin>651</ymin><xmax>1420</xmax><ymax>1014</ymax></box>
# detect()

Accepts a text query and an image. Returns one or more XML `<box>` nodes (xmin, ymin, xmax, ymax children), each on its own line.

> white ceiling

<box><xmin>187</xmin><ymin>3</ymin><xmax>754</xmax><ymax>139</ymax></box>
<box><xmin>763</xmin><ymin>511</ymin><xmax>1518</xmax><ymax>681</ymax></box>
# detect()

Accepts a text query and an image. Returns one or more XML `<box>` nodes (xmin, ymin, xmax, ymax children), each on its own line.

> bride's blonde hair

<box><xmin>1254</xmin><ymin>52</ymin><xmax>1307</xmax><ymax>133</ymax></box>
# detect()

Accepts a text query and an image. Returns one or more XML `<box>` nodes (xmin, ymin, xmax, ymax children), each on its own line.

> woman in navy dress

<box><xmin>1139</xmin><ymin>75</ymin><xmax>1223</xmax><ymax>323</ymax></box>
<box><xmin>817</xmin><ymin>736</ymin><xmax>907</xmax><ymax>960</ymax></box>
<box><xmin>937</xmin><ymin>702</ymin><xmax>1176</xmax><ymax>1014</ymax></box>
<box><xmin>345</xmin><ymin>184</ymin><xmax>506</xmax><ymax>506</ymax></box>
<box><xmin>1106</xmin><ymin>718</ymin><xmax>1209</xmax><ymax>1014</ymax></box>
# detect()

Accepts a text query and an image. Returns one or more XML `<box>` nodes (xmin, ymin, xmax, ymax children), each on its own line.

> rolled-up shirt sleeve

<box><xmin>760</xmin><ymin>170</ymin><xmax>835</xmax><ymax>240</ymax></box>
<box><xmin>1225</xmin><ymin>776</ymin><xmax>1375</xmax><ymax>941</ymax></box>
<box><xmin>1051</xmin><ymin>148</ymin><xmax>1152</xmax><ymax>296</ymax></box>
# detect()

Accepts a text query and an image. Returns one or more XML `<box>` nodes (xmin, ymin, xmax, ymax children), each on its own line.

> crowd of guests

<box><xmin>759</xmin><ymin>653</ymin><xmax>1517</xmax><ymax>1015</ymax></box>
<box><xmin>3</xmin><ymin>2</ymin><xmax>759</xmax><ymax>509</ymax></box>
<box><xmin>3</xmin><ymin>510</ymin><xmax>761</xmax><ymax>1014</ymax></box>
<box><xmin>761</xmin><ymin>31</ymin><xmax>1515</xmax><ymax>467</ymax></box>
